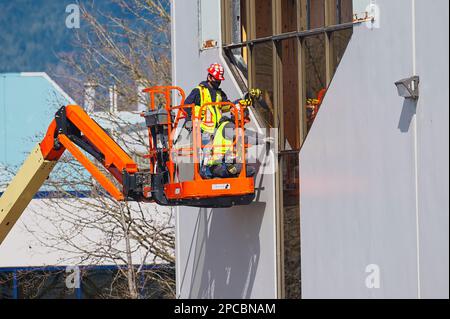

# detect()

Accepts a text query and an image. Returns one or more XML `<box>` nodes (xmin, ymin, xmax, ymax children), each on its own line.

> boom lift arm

<box><xmin>0</xmin><ymin>104</ymin><xmax>143</xmax><ymax>244</ymax></box>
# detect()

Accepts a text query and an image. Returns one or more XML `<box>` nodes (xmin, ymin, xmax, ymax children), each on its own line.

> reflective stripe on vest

<box><xmin>194</xmin><ymin>85</ymin><xmax>222</xmax><ymax>134</ymax></box>
<box><xmin>207</xmin><ymin>121</ymin><xmax>234</xmax><ymax>166</ymax></box>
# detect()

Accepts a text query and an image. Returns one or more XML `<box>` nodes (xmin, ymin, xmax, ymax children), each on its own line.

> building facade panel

<box><xmin>300</xmin><ymin>0</ymin><xmax>421</xmax><ymax>298</ymax></box>
<box><xmin>415</xmin><ymin>0</ymin><xmax>449</xmax><ymax>299</ymax></box>
<box><xmin>172</xmin><ymin>0</ymin><xmax>278</xmax><ymax>299</ymax></box>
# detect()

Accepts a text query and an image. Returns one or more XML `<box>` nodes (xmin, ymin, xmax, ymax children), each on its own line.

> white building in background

<box><xmin>172</xmin><ymin>0</ymin><xmax>448</xmax><ymax>299</ymax></box>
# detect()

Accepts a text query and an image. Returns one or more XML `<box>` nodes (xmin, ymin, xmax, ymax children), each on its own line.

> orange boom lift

<box><xmin>0</xmin><ymin>86</ymin><xmax>256</xmax><ymax>244</ymax></box>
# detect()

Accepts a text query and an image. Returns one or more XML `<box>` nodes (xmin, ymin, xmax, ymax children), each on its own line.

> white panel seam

<box><xmin>171</xmin><ymin>0</ymin><xmax>182</xmax><ymax>299</ymax></box>
<box><xmin>171</xmin><ymin>0</ymin><xmax>178</xmax><ymax>103</ymax></box>
<box><xmin>197</xmin><ymin>0</ymin><xmax>201</xmax><ymax>52</ymax></box>
<box><xmin>412</xmin><ymin>0</ymin><xmax>421</xmax><ymax>300</ymax></box>
<box><xmin>273</xmin><ymin>155</ymin><xmax>278</xmax><ymax>298</ymax></box>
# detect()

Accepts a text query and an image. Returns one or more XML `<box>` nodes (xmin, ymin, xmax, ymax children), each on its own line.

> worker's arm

<box><xmin>219</xmin><ymin>90</ymin><xmax>230</xmax><ymax>102</ymax></box>
<box><xmin>184</xmin><ymin>88</ymin><xmax>201</xmax><ymax>118</ymax></box>
<box><xmin>219</xmin><ymin>90</ymin><xmax>233</xmax><ymax>112</ymax></box>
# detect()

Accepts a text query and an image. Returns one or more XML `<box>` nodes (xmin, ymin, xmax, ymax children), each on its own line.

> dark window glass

<box><xmin>332</xmin><ymin>28</ymin><xmax>353</xmax><ymax>74</ymax></box>
<box><xmin>304</xmin><ymin>34</ymin><xmax>326</xmax><ymax>98</ymax></box>
<box><xmin>304</xmin><ymin>34</ymin><xmax>326</xmax><ymax>130</ymax></box>
<box><xmin>281</xmin><ymin>152</ymin><xmax>300</xmax><ymax>298</ymax></box>
<box><xmin>282</xmin><ymin>0</ymin><xmax>297</xmax><ymax>33</ymax></box>
<box><xmin>253</xmin><ymin>42</ymin><xmax>274</xmax><ymax>128</ymax></box>
<box><xmin>337</xmin><ymin>0</ymin><xmax>353</xmax><ymax>23</ymax></box>
<box><xmin>308</xmin><ymin>0</ymin><xmax>325</xmax><ymax>29</ymax></box>
<box><xmin>254</xmin><ymin>0</ymin><xmax>272</xmax><ymax>38</ymax></box>
<box><xmin>281</xmin><ymin>38</ymin><xmax>300</xmax><ymax>150</ymax></box>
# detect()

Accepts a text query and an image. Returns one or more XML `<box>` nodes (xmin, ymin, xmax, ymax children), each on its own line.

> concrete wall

<box><xmin>172</xmin><ymin>0</ymin><xmax>278</xmax><ymax>298</ymax></box>
<box><xmin>300</xmin><ymin>0</ymin><xmax>449</xmax><ymax>298</ymax></box>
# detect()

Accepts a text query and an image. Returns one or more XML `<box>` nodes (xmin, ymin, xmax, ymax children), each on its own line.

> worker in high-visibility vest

<box><xmin>201</xmin><ymin>105</ymin><xmax>269</xmax><ymax>179</ymax></box>
<box><xmin>184</xmin><ymin>63</ymin><xmax>232</xmax><ymax>146</ymax></box>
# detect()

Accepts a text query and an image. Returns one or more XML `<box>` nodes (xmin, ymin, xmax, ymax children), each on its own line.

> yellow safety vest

<box><xmin>207</xmin><ymin>121</ymin><xmax>234</xmax><ymax>166</ymax></box>
<box><xmin>194</xmin><ymin>85</ymin><xmax>223</xmax><ymax>134</ymax></box>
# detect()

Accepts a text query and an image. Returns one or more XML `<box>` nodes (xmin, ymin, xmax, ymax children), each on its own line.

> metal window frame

<box><xmin>222</xmin><ymin>21</ymin><xmax>353</xmax><ymax>50</ymax></box>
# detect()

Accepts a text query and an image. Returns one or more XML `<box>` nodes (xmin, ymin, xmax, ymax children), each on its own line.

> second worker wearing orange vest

<box><xmin>184</xmin><ymin>63</ymin><xmax>232</xmax><ymax>146</ymax></box>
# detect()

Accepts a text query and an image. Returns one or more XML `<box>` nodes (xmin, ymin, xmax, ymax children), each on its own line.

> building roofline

<box><xmin>20</xmin><ymin>72</ymin><xmax>76</xmax><ymax>105</ymax></box>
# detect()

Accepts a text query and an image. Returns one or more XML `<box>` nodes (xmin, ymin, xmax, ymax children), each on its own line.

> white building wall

<box><xmin>300</xmin><ymin>0</ymin><xmax>449</xmax><ymax>298</ymax></box>
<box><xmin>172</xmin><ymin>0</ymin><xmax>278</xmax><ymax>299</ymax></box>
<box><xmin>0</xmin><ymin>198</ymin><xmax>174</xmax><ymax>268</ymax></box>
<box><xmin>415</xmin><ymin>0</ymin><xmax>449</xmax><ymax>299</ymax></box>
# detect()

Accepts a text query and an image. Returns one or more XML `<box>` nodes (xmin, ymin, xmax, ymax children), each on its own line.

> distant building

<box><xmin>0</xmin><ymin>73</ymin><xmax>74</xmax><ymax>173</ymax></box>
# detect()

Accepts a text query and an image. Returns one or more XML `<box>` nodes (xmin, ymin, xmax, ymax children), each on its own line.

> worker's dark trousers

<box><xmin>210</xmin><ymin>163</ymin><xmax>256</xmax><ymax>178</ymax></box>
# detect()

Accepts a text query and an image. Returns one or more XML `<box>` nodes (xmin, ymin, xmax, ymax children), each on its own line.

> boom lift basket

<box><xmin>142</xmin><ymin>86</ymin><xmax>255</xmax><ymax>208</ymax></box>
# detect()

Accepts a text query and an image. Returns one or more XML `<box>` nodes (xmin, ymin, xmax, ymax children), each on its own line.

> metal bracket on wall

<box><xmin>202</xmin><ymin>39</ymin><xmax>218</xmax><ymax>50</ymax></box>
<box><xmin>395</xmin><ymin>76</ymin><xmax>420</xmax><ymax>100</ymax></box>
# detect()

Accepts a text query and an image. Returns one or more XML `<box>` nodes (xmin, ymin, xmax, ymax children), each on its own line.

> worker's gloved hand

<box><xmin>239</xmin><ymin>98</ymin><xmax>253</xmax><ymax>107</ymax></box>
<box><xmin>249</xmin><ymin>88</ymin><xmax>262</xmax><ymax>100</ymax></box>
<box><xmin>226</xmin><ymin>164</ymin><xmax>238</xmax><ymax>175</ymax></box>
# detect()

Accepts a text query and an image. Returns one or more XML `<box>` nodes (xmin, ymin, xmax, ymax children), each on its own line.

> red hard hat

<box><xmin>207</xmin><ymin>63</ymin><xmax>225</xmax><ymax>81</ymax></box>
